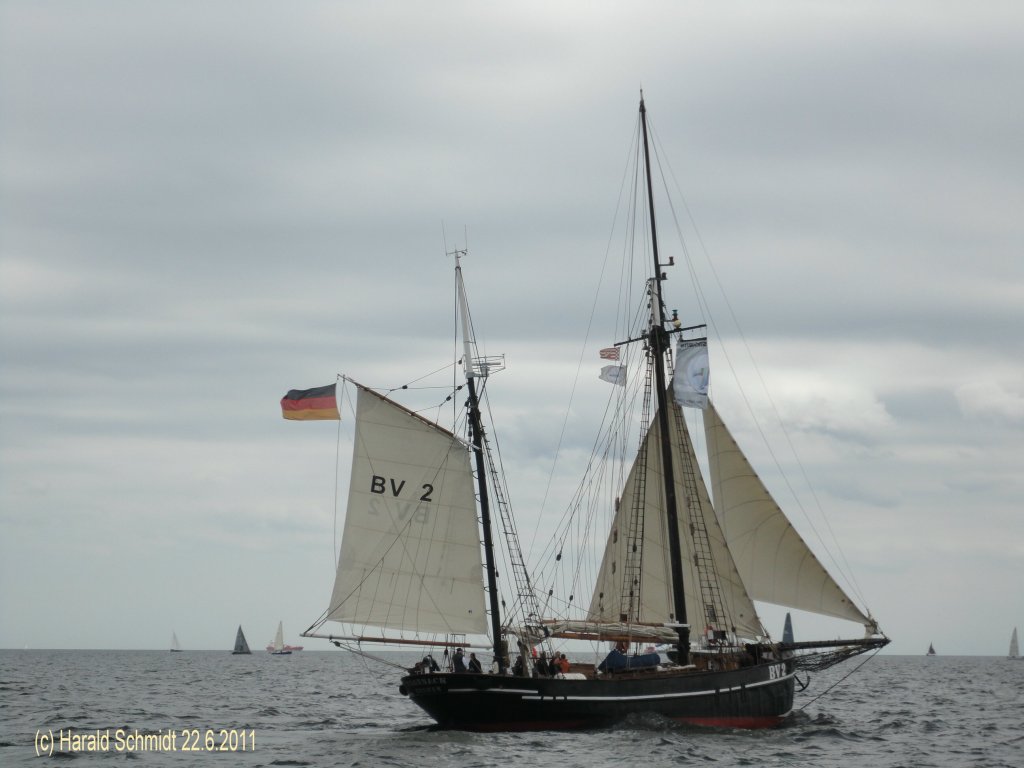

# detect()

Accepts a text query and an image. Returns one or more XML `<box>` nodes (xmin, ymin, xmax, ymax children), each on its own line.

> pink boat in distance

<box><xmin>266</xmin><ymin>621</ymin><xmax>303</xmax><ymax>653</ymax></box>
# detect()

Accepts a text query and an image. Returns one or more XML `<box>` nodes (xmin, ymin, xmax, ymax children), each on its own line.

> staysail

<box><xmin>274</xmin><ymin>621</ymin><xmax>285</xmax><ymax>651</ymax></box>
<box><xmin>703</xmin><ymin>401</ymin><xmax>872</xmax><ymax>628</ymax></box>
<box><xmin>588</xmin><ymin>398</ymin><xmax>764</xmax><ymax>641</ymax></box>
<box><xmin>325</xmin><ymin>384</ymin><xmax>487</xmax><ymax>636</ymax></box>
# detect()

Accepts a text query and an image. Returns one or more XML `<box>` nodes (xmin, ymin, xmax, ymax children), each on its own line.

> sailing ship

<box><xmin>269</xmin><ymin>621</ymin><xmax>292</xmax><ymax>655</ymax></box>
<box><xmin>1009</xmin><ymin>628</ymin><xmax>1019</xmax><ymax>659</ymax></box>
<box><xmin>299</xmin><ymin>95</ymin><xmax>888</xmax><ymax>730</ymax></box>
<box><xmin>170</xmin><ymin>632</ymin><xmax>182</xmax><ymax>653</ymax></box>
<box><xmin>927</xmin><ymin>643</ymin><xmax>936</xmax><ymax>656</ymax></box>
<box><xmin>232</xmin><ymin>625</ymin><xmax>251</xmax><ymax>655</ymax></box>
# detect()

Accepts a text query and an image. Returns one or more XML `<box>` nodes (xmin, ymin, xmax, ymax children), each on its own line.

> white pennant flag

<box><xmin>673</xmin><ymin>339</ymin><xmax>709</xmax><ymax>409</ymax></box>
<box><xmin>599</xmin><ymin>365</ymin><xmax>626</xmax><ymax>386</ymax></box>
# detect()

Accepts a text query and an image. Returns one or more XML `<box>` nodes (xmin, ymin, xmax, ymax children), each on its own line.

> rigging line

<box><xmin>446</xmin><ymin>224</ymin><xmax>459</xmax><ymax>431</ymax></box>
<box><xmin>530</xmin><ymin>339</ymin><xmax>636</xmax><ymax>592</ymax></box>
<box><xmin>426</xmin><ymin>385</ymin><xmax>465</xmax><ymax>431</ymax></box>
<box><xmin>536</xmin><ymin>317</ymin><xmax>649</xmax><ymax>608</ymax></box>
<box><xmin>536</xmin><ymin>173</ymin><xmax>654</xmax><ymax>602</ymax></box>
<box><xmin>649</xmin><ymin>121</ymin><xmax>869</xmax><ymax>608</ymax></box>
<box><xmin>334</xmin><ymin>375</ymin><xmax>346</xmax><ymax>570</ymax></box>
<box><xmin>477</xmin><ymin>385</ymin><xmax>544</xmax><ymax>628</ymax></box>
<box><xmin>330</xmin><ymin>640</ymin><xmax>410</xmax><ymax>671</ymax></box>
<box><xmin>452</xmin><ymin>286</ymin><xmax>524</xmax><ymax>626</ymax></box>
<box><xmin>307</xmin><ymin>377</ymin><xmax>358</xmax><ymax>636</ymax></box>
<box><xmin>386</xmin><ymin>361</ymin><xmax>459</xmax><ymax>394</ymax></box>
<box><xmin>645</xmin><ymin>121</ymin><xmax>706</xmax><ymax>327</ymax></box>
<box><xmin>796</xmin><ymin>646</ymin><xmax>884</xmax><ymax>711</ymax></box>
<box><xmin>526</xmin><ymin>116</ymin><xmax>643</xmax><ymax>563</ymax></box>
<box><xmin>408</xmin><ymin>384</ymin><xmax>465</xmax><ymax>417</ymax></box>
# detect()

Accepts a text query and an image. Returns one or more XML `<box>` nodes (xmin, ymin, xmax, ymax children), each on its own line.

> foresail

<box><xmin>703</xmin><ymin>401</ymin><xmax>871</xmax><ymax>627</ymax></box>
<box><xmin>326</xmin><ymin>385</ymin><xmax>487</xmax><ymax>636</ymax></box>
<box><xmin>587</xmin><ymin>399</ymin><xmax>763</xmax><ymax>641</ymax></box>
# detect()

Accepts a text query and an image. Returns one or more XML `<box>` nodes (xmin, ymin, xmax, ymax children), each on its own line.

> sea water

<box><xmin>1</xmin><ymin>650</ymin><xmax>1020</xmax><ymax>767</ymax></box>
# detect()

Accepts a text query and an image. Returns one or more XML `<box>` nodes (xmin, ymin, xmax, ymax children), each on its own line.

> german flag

<box><xmin>280</xmin><ymin>383</ymin><xmax>340</xmax><ymax>421</ymax></box>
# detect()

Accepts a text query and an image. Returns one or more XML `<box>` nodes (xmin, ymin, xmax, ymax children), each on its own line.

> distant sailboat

<box><xmin>269</xmin><ymin>621</ymin><xmax>292</xmax><ymax>656</ymax></box>
<box><xmin>170</xmin><ymin>632</ymin><xmax>182</xmax><ymax>653</ymax></box>
<box><xmin>782</xmin><ymin>613</ymin><xmax>794</xmax><ymax>644</ymax></box>
<box><xmin>927</xmin><ymin>643</ymin><xmax>936</xmax><ymax>656</ymax></box>
<box><xmin>265</xmin><ymin>623</ymin><xmax>303</xmax><ymax>652</ymax></box>
<box><xmin>232</xmin><ymin>625</ymin><xmax>251</xmax><ymax>655</ymax></box>
<box><xmin>1009</xmin><ymin>628</ymin><xmax>1019</xmax><ymax>659</ymax></box>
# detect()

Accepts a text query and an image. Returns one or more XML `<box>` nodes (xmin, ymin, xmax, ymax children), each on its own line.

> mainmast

<box><xmin>455</xmin><ymin>253</ymin><xmax>506</xmax><ymax>673</ymax></box>
<box><xmin>639</xmin><ymin>94</ymin><xmax>691</xmax><ymax>664</ymax></box>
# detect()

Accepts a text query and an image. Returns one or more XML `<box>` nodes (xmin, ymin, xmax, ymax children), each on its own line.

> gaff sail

<box><xmin>325</xmin><ymin>384</ymin><xmax>487</xmax><ymax>637</ymax></box>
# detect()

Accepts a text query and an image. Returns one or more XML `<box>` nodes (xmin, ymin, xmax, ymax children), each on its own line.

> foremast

<box><xmin>639</xmin><ymin>94</ymin><xmax>691</xmax><ymax>664</ymax></box>
<box><xmin>456</xmin><ymin>252</ymin><xmax>506</xmax><ymax>674</ymax></box>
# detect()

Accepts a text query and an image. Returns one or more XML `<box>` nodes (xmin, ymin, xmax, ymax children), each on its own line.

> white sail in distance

<box><xmin>703</xmin><ymin>400</ymin><xmax>872</xmax><ymax>628</ymax></box>
<box><xmin>326</xmin><ymin>384</ymin><xmax>487</xmax><ymax>636</ymax></box>
<box><xmin>588</xmin><ymin>400</ymin><xmax>764</xmax><ymax>641</ymax></box>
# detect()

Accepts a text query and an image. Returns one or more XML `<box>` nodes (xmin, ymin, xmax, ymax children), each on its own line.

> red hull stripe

<box><xmin>675</xmin><ymin>715</ymin><xmax>785</xmax><ymax>729</ymax></box>
<box><xmin>458</xmin><ymin>715</ymin><xmax>784</xmax><ymax>732</ymax></box>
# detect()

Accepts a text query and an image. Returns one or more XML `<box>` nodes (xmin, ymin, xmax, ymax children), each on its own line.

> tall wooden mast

<box><xmin>639</xmin><ymin>94</ymin><xmax>691</xmax><ymax>664</ymax></box>
<box><xmin>456</xmin><ymin>254</ymin><xmax>506</xmax><ymax>673</ymax></box>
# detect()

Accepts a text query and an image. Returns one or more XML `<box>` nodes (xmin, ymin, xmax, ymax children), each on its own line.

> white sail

<box><xmin>588</xmin><ymin>399</ymin><xmax>764</xmax><ymax>641</ymax></box>
<box><xmin>703</xmin><ymin>400</ymin><xmax>872</xmax><ymax>628</ymax></box>
<box><xmin>170</xmin><ymin>632</ymin><xmax>181</xmax><ymax>651</ymax></box>
<box><xmin>274</xmin><ymin>621</ymin><xmax>285</xmax><ymax>652</ymax></box>
<box><xmin>1010</xmin><ymin>628</ymin><xmax>1019</xmax><ymax>658</ymax></box>
<box><xmin>325</xmin><ymin>384</ymin><xmax>487</xmax><ymax>636</ymax></box>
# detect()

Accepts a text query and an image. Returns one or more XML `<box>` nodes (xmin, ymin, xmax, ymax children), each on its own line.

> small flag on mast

<box><xmin>599</xmin><ymin>365</ymin><xmax>626</xmax><ymax>386</ymax></box>
<box><xmin>599</xmin><ymin>347</ymin><xmax>620</xmax><ymax>360</ymax></box>
<box><xmin>280</xmin><ymin>383</ymin><xmax>340</xmax><ymax>420</ymax></box>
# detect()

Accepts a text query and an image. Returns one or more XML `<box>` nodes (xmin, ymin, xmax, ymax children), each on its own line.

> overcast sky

<box><xmin>2</xmin><ymin>1</ymin><xmax>1022</xmax><ymax>656</ymax></box>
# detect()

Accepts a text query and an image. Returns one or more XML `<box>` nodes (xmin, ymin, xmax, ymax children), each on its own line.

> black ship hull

<box><xmin>399</xmin><ymin>658</ymin><xmax>795</xmax><ymax>731</ymax></box>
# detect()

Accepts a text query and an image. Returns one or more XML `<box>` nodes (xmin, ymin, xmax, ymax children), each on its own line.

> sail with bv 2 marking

<box><xmin>325</xmin><ymin>385</ymin><xmax>487</xmax><ymax>635</ymax></box>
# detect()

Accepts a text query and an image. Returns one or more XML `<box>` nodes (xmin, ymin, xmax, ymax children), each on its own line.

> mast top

<box><xmin>454</xmin><ymin>250</ymin><xmax>504</xmax><ymax>381</ymax></box>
